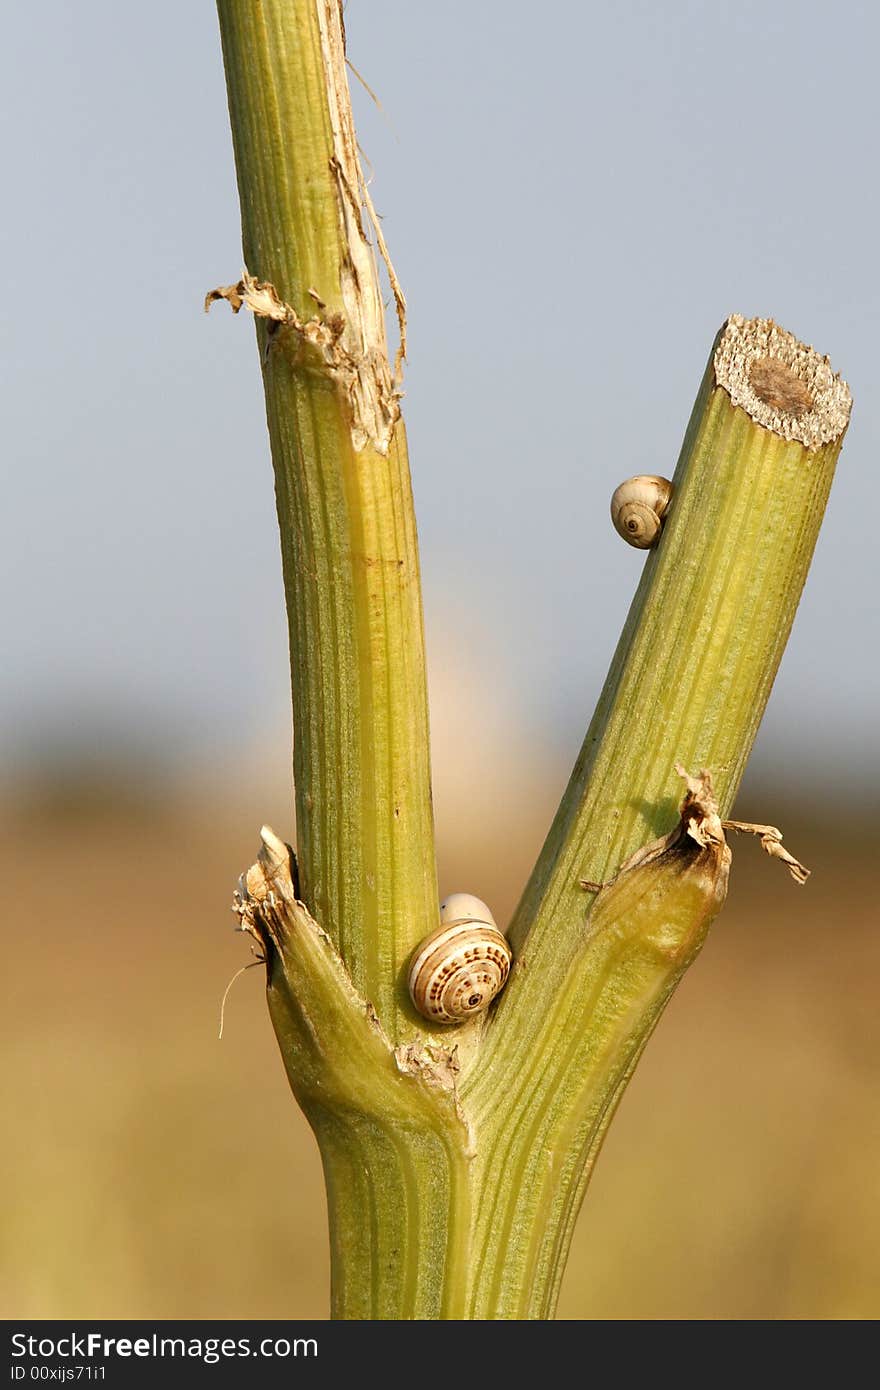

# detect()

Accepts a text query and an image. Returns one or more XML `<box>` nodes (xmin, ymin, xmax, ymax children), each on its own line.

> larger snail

<box><xmin>408</xmin><ymin>893</ymin><xmax>512</xmax><ymax>1024</ymax></box>
<box><xmin>610</xmin><ymin>474</ymin><xmax>674</xmax><ymax>548</ymax></box>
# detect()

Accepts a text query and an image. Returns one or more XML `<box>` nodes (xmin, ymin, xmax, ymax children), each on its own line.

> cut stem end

<box><xmin>714</xmin><ymin>314</ymin><xmax>851</xmax><ymax>448</ymax></box>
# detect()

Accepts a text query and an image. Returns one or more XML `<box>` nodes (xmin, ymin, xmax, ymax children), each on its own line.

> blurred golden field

<box><xmin>2</xmin><ymin>734</ymin><xmax>878</xmax><ymax>1321</ymax></box>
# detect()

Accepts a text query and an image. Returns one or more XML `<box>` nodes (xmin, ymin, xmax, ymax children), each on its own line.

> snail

<box><xmin>408</xmin><ymin>893</ymin><xmax>512</xmax><ymax>1024</ymax></box>
<box><xmin>610</xmin><ymin>475</ymin><xmax>674</xmax><ymax>548</ymax></box>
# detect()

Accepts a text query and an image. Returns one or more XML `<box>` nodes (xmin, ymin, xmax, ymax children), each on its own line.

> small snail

<box><xmin>408</xmin><ymin>893</ymin><xmax>512</xmax><ymax>1024</ymax></box>
<box><xmin>610</xmin><ymin>475</ymin><xmax>674</xmax><ymax>549</ymax></box>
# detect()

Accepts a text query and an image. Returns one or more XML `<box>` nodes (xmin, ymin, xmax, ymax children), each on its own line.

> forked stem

<box><xmin>214</xmin><ymin>1</ymin><xmax>851</xmax><ymax>1320</ymax></box>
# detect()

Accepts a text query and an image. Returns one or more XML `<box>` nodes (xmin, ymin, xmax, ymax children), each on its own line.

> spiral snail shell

<box><xmin>408</xmin><ymin>894</ymin><xmax>512</xmax><ymax>1024</ymax></box>
<box><xmin>610</xmin><ymin>475</ymin><xmax>674</xmax><ymax>548</ymax></box>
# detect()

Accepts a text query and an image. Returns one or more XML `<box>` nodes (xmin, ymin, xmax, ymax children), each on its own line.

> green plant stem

<box><xmin>507</xmin><ymin>349</ymin><xmax>843</xmax><ymax>965</ymax></box>
<box><xmin>237</xmin><ymin>830</ymin><xmax>473</xmax><ymax>1318</ymax></box>
<box><xmin>463</xmin><ymin>340</ymin><xmax>847</xmax><ymax>1314</ymax></box>
<box><xmin>243</xmin><ymin>779</ymin><xmax>729</xmax><ymax>1319</ymax></box>
<box><xmin>215</xmin><ymin>1</ymin><xmax>851</xmax><ymax>1323</ymax></box>
<box><xmin>217</xmin><ymin>0</ymin><xmax>437</xmax><ymax>1033</ymax></box>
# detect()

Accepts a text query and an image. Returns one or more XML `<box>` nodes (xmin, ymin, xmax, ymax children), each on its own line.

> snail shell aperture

<box><xmin>408</xmin><ymin>895</ymin><xmax>512</xmax><ymax>1023</ymax></box>
<box><xmin>610</xmin><ymin>475</ymin><xmax>674</xmax><ymax>548</ymax></box>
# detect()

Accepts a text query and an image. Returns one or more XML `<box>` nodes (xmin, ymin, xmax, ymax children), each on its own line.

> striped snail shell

<box><xmin>610</xmin><ymin>475</ymin><xmax>674</xmax><ymax>548</ymax></box>
<box><xmin>408</xmin><ymin>894</ymin><xmax>512</xmax><ymax>1024</ymax></box>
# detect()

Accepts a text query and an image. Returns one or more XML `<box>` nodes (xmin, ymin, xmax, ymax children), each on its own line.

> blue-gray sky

<box><xmin>2</xmin><ymin>1</ymin><xmax>877</xmax><ymax>796</ymax></box>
